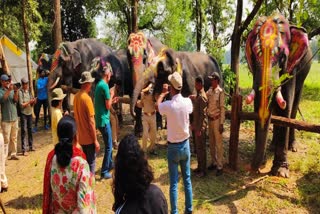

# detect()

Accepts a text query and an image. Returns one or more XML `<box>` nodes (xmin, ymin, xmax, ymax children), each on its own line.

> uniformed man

<box><xmin>189</xmin><ymin>76</ymin><xmax>208</xmax><ymax>178</ymax></box>
<box><xmin>136</xmin><ymin>83</ymin><xmax>157</xmax><ymax>155</ymax></box>
<box><xmin>206</xmin><ymin>72</ymin><xmax>225</xmax><ymax>176</ymax></box>
<box><xmin>110</xmin><ymin>80</ymin><xmax>122</xmax><ymax>150</ymax></box>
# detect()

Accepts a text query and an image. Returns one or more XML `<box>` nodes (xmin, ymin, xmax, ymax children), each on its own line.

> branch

<box><xmin>239</xmin><ymin>0</ymin><xmax>264</xmax><ymax>35</ymax></box>
<box><xmin>308</xmin><ymin>27</ymin><xmax>320</xmax><ymax>40</ymax></box>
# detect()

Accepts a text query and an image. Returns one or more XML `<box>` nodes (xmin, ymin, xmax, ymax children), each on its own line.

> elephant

<box><xmin>127</xmin><ymin>32</ymin><xmax>166</xmax><ymax>135</ymax></box>
<box><xmin>245</xmin><ymin>14</ymin><xmax>312</xmax><ymax>177</ymax></box>
<box><xmin>48</xmin><ymin>38</ymin><xmax>112</xmax><ymax>91</ymax></box>
<box><xmin>130</xmin><ymin>47</ymin><xmax>223</xmax><ymax>119</ymax></box>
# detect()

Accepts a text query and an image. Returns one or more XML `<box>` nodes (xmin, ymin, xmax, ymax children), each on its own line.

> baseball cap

<box><xmin>52</xmin><ymin>88</ymin><xmax>66</xmax><ymax>100</ymax></box>
<box><xmin>21</xmin><ymin>77</ymin><xmax>29</xmax><ymax>84</ymax></box>
<box><xmin>208</xmin><ymin>72</ymin><xmax>220</xmax><ymax>81</ymax></box>
<box><xmin>79</xmin><ymin>71</ymin><xmax>95</xmax><ymax>84</ymax></box>
<box><xmin>168</xmin><ymin>72</ymin><xmax>182</xmax><ymax>90</ymax></box>
<box><xmin>1</xmin><ymin>74</ymin><xmax>10</xmax><ymax>81</ymax></box>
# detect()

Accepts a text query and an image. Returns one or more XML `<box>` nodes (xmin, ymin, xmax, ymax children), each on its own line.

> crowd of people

<box><xmin>0</xmin><ymin>56</ymin><xmax>225</xmax><ymax>213</ymax></box>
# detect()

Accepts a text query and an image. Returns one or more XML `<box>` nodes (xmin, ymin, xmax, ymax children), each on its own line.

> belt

<box><xmin>143</xmin><ymin>111</ymin><xmax>156</xmax><ymax>116</ymax></box>
<box><xmin>208</xmin><ymin>115</ymin><xmax>220</xmax><ymax>121</ymax></box>
<box><xmin>168</xmin><ymin>139</ymin><xmax>188</xmax><ymax>145</ymax></box>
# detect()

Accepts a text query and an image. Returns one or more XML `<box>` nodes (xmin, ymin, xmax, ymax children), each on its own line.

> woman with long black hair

<box><xmin>42</xmin><ymin>115</ymin><xmax>96</xmax><ymax>213</ymax></box>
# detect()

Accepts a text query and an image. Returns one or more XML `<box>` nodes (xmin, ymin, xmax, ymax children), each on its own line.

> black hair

<box><xmin>195</xmin><ymin>76</ymin><xmax>204</xmax><ymax>85</ymax></box>
<box><xmin>54</xmin><ymin>115</ymin><xmax>77</xmax><ymax>168</ymax></box>
<box><xmin>51</xmin><ymin>99</ymin><xmax>60</xmax><ymax>107</ymax></box>
<box><xmin>112</xmin><ymin>134</ymin><xmax>154</xmax><ymax>211</ymax></box>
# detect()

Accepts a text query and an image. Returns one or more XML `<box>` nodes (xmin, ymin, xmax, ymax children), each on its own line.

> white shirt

<box><xmin>158</xmin><ymin>94</ymin><xmax>193</xmax><ymax>143</ymax></box>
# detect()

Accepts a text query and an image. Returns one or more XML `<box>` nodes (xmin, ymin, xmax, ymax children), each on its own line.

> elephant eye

<box><xmin>143</xmin><ymin>50</ymin><xmax>147</xmax><ymax>65</ymax></box>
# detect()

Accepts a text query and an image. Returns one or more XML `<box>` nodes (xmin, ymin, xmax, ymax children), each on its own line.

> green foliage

<box><xmin>61</xmin><ymin>0</ymin><xmax>97</xmax><ymax>42</ymax></box>
<box><xmin>222</xmin><ymin>64</ymin><xmax>236</xmax><ymax>101</ymax></box>
<box><xmin>253</xmin><ymin>0</ymin><xmax>320</xmax><ymax>39</ymax></box>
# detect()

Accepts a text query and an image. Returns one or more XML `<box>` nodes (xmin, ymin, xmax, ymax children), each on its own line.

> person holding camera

<box><xmin>0</xmin><ymin>74</ymin><xmax>19</xmax><ymax>160</ymax></box>
<box><xmin>19</xmin><ymin>77</ymin><xmax>37</xmax><ymax>156</ymax></box>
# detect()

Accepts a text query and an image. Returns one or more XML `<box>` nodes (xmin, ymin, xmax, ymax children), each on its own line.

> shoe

<box><xmin>207</xmin><ymin>164</ymin><xmax>217</xmax><ymax>171</ymax></box>
<box><xmin>196</xmin><ymin>171</ymin><xmax>206</xmax><ymax>178</ymax></box>
<box><xmin>101</xmin><ymin>172</ymin><xmax>112</xmax><ymax>180</ymax></box>
<box><xmin>32</xmin><ymin>127</ymin><xmax>38</xmax><ymax>133</ymax></box>
<box><xmin>216</xmin><ymin>169</ymin><xmax>223</xmax><ymax>176</ymax></box>
<box><xmin>45</xmin><ymin>125</ymin><xmax>50</xmax><ymax>130</ymax></box>
<box><xmin>22</xmin><ymin>151</ymin><xmax>28</xmax><ymax>156</ymax></box>
<box><xmin>29</xmin><ymin>148</ymin><xmax>36</xmax><ymax>152</ymax></box>
<box><xmin>10</xmin><ymin>156</ymin><xmax>19</xmax><ymax>160</ymax></box>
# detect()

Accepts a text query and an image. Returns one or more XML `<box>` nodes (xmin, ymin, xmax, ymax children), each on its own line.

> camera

<box><xmin>14</xmin><ymin>82</ymin><xmax>21</xmax><ymax>89</ymax></box>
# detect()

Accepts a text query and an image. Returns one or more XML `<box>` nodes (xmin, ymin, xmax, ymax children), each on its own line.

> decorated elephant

<box><xmin>48</xmin><ymin>38</ymin><xmax>112</xmax><ymax>91</ymax></box>
<box><xmin>127</xmin><ymin>32</ymin><xmax>166</xmax><ymax>134</ymax></box>
<box><xmin>245</xmin><ymin>14</ymin><xmax>312</xmax><ymax>177</ymax></box>
<box><xmin>130</xmin><ymin>47</ymin><xmax>222</xmax><ymax>118</ymax></box>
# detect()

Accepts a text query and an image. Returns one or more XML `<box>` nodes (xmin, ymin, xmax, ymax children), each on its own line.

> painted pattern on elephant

<box><xmin>245</xmin><ymin>14</ymin><xmax>312</xmax><ymax>177</ymax></box>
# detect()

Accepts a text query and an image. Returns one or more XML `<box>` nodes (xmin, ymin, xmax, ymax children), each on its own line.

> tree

<box><xmin>53</xmin><ymin>0</ymin><xmax>62</xmax><ymax>49</ymax></box>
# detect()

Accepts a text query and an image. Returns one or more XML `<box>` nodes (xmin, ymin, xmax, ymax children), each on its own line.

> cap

<box><xmin>1</xmin><ymin>74</ymin><xmax>9</xmax><ymax>81</ymax></box>
<box><xmin>21</xmin><ymin>77</ymin><xmax>29</xmax><ymax>84</ymax></box>
<box><xmin>52</xmin><ymin>88</ymin><xmax>66</xmax><ymax>101</ymax></box>
<box><xmin>208</xmin><ymin>72</ymin><xmax>220</xmax><ymax>81</ymax></box>
<box><xmin>195</xmin><ymin>75</ymin><xmax>204</xmax><ymax>85</ymax></box>
<box><xmin>79</xmin><ymin>71</ymin><xmax>95</xmax><ymax>84</ymax></box>
<box><xmin>168</xmin><ymin>72</ymin><xmax>182</xmax><ymax>90</ymax></box>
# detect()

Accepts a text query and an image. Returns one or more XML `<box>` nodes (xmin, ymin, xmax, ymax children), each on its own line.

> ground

<box><xmin>1</xmin><ymin>104</ymin><xmax>319</xmax><ymax>214</ymax></box>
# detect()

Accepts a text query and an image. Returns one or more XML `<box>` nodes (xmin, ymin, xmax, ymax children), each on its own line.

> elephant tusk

<box><xmin>50</xmin><ymin>77</ymin><xmax>60</xmax><ymax>90</ymax></box>
<box><xmin>276</xmin><ymin>90</ymin><xmax>287</xmax><ymax>110</ymax></box>
<box><xmin>246</xmin><ymin>89</ymin><xmax>255</xmax><ymax>104</ymax></box>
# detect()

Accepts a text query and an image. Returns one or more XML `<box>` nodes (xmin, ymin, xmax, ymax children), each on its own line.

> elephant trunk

<box><xmin>130</xmin><ymin>78</ymin><xmax>147</xmax><ymax>119</ymax></box>
<box><xmin>275</xmin><ymin>90</ymin><xmax>286</xmax><ymax>110</ymax></box>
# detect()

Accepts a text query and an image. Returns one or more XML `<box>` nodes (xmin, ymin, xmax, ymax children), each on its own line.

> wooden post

<box><xmin>229</xmin><ymin>94</ymin><xmax>242</xmax><ymax>170</ymax></box>
<box><xmin>0</xmin><ymin>40</ymin><xmax>10</xmax><ymax>75</ymax></box>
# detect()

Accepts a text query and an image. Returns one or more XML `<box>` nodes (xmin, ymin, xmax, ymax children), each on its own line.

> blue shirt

<box><xmin>37</xmin><ymin>77</ymin><xmax>48</xmax><ymax>100</ymax></box>
<box><xmin>94</xmin><ymin>80</ymin><xmax>110</xmax><ymax>128</ymax></box>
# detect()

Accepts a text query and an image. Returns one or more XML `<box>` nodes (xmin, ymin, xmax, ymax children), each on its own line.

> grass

<box><xmin>1</xmin><ymin>63</ymin><xmax>319</xmax><ymax>213</ymax></box>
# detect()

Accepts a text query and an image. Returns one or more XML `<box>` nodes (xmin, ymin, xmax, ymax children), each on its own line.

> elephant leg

<box><xmin>271</xmin><ymin>83</ymin><xmax>295</xmax><ymax>178</ymax></box>
<box><xmin>251</xmin><ymin>118</ymin><xmax>271</xmax><ymax>171</ymax></box>
<box><xmin>134</xmin><ymin>106</ymin><xmax>143</xmax><ymax>137</ymax></box>
<box><xmin>289</xmin><ymin>84</ymin><xmax>305</xmax><ymax>152</ymax></box>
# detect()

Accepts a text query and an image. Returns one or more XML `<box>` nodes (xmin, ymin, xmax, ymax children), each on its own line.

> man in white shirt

<box><xmin>156</xmin><ymin>70</ymin><xmax>193</xmax><ymax>214</ymax></box>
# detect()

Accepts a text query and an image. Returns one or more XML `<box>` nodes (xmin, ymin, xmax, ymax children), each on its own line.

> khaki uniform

<box><xmin>206</xmin><ymin>86</ymin><xmax>225</xmax><ymax>170</ymax></box>
<box><xmin>110</xmin><ymin>86</ymin><xmax>120</xmax><ymax>144</ymax></box>
<box><xmin>191</xmin><ymin>88</ymin><xmax>208</xmax><ymax>173</ymax></box>
<box><xmin>137</xmin><ymin>91</ymin><xmax>157</xmax><ymax>152</ymax></box>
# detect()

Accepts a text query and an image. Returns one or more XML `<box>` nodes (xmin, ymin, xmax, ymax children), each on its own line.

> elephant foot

<box><xmin>289</xmin><ymin>140</ymin><xmax>298</xmax><ymax>152</ymax></box>
<box><xmin>271</xmin><ymin>162</ymin><xmax>290</xmax><ymax>178</ymax></box>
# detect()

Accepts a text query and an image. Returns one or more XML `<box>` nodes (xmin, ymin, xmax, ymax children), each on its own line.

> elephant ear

<box><xmin>287</xmin><ymin>26</ymin><xmax>309</xmax><ymax>74</ymax></box>
<box><xmin>245</xmin><ymin>30</ymin><xmax>256</xmax><ymax>74</ymax></box>
<box><xmin>71</xmin><ymin>48</ymin><xmax>82</xmax><ymax>70</ymax></box>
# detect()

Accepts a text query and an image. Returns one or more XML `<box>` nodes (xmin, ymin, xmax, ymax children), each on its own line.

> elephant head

<box><xmin>245</xmin><ymin>14</ymin><xmax>310</xmax><ymax>171</ymax></box>
<box><xmin>37</xmin><ymin>53</ymin><xmax>52</xmax><ymax>75</ymax></box>
<box><xmin>130</xmin><ymin>48</ymin><xmax>185</xmax><ymax>118</ymax></box>
<box><xmin>48</xmin><ymin>42</ymin><xmax>82</xmax><ymax>90</ymax></box>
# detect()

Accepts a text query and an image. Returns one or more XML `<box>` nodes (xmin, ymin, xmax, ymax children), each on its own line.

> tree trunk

<box><xmin>22</xmin><ymin>0</ymin><xmax>34</xmax><ymax>96</ymax></box>
<box><xmin>131</xmin><ymin>0</ymin><xmax>138</xmax><ymax>33</ymax></box>
<box><xmin>195</xmin><ymin>0</ymin><xmax>202</xmax><ymax>51</ymax></box>
<box><xmin>229</xmin><ymin>0</ymin><xmax>263</xmax><ymax>170</ymax></box>
<box><xmin>53</xmin><ymin>0</ymin><xmax>62</xmax><ymax>49</ymax></box>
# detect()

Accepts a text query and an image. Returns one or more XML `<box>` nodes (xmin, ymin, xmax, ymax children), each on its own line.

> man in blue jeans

<box><xmin>157</xmin><ymin>68</ymin><xmax>193</xmax><ymax>214</ymax></box>
<box><xmin>94</xmin><ymin>61</ymin><xmax>116</xmax><ymax>179</ymax></box>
